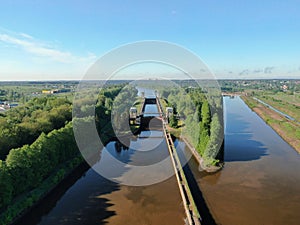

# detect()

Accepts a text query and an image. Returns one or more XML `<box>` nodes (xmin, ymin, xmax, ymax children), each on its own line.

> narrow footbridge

<box><xmin>137</xmin><ymin>96</ymin><xmax>202</xmax><ymax>225</ymax></box>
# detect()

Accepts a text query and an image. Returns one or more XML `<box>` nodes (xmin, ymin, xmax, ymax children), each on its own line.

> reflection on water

<box><xmin>144</xmin><ymin>104</ymin><xmax>159</xmax><ymax>117</ymax></box>
<box><xmin>14</xmin><ymin>95</ymin><xmax>300</xmax><ymax>225</ymax></box>
<box><xmin>15</xmin><ymin>116</ymin><xmax>184</xmax><ymax>225</ymax></box>
<box><xmin>182</xmin><ymin>96</ymin><xmax>300</xmax><ymax>225</ymax></box>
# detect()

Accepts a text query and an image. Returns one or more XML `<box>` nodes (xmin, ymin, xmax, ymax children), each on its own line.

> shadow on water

<box><xmin>12</xmin><ymin>163</ymin><xmax>120</xmax><ymax>225</ymax></box>
<box><xmin>14</xmin><ymin>96</ymin><xmax>184</xmax><ymax>225</ymax></box>
<box><xmin>182</xmin><ymin>162</ymin><xmax>217</xmax><ymax>225</ymax></box>
<box><xmin>174</xmin><ymin>139</ymin><xmax>217</xmax><ymax>225</ymax></box>
<box><xmin>13</xmin><ymin>137</ymin><xmax>136</xmax><ymax>225</ymax></box>
<box><xmin>14</xmin><ymin>129</ymin><xmax>172</xmax><ymax>225</ymax></box>
<box><xmin>224</xmin><ymin>110</ymin><xmax>269</xmax><ymax>162</ymax></box>
<box><xmin>224</xmin><ymin>133</ymin><xmax>268</xmax><ymax>162</ymax></box>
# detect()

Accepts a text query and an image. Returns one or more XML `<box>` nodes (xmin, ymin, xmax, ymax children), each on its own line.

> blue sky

<box><xmin>0</xmin><ymin>0</ymin><xmax>300</xmax><ymax>80</ymax></box>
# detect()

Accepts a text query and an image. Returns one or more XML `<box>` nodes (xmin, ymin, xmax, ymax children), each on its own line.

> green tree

<box><xmin>0</xmin><ymin>161</ymin><xmax>13</xmax><ymax>209</ymax></box>
<box><xmin>169</xmin><ymin>114</ymin><xmax>178</xmax><ymax>128</ymax></box>
<box><xmin>203</xmin><ymin>113</ymin><xmax>222</xmax><ymax>163</ymax></box>
<box><xmin>201</xmin><ymin>101</ymin><xmax>210</xmax><ymax>129</ymax></box>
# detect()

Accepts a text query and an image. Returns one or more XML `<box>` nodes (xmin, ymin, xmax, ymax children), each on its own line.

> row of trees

<box><xmin>95</xmin><ymin>85</ymin><xmax>137</xmax><ymax>143</ymax></box>
<box><xmin>0</xmin><ymin>97</ymin><xmax>72</xmax><ymax>159</ymax></box>
<box><xmin>0</xmin><ymin>122</ymin><xmax>79</xmax><ymax>210</ymax></box>
<box><xmin>166</xmin><ymin>87</ymin><xmax>223</xmax><ymax>166</ymax></box>
<box><xmin>0</xmin><ymin>83</ymin><xmax>133</xmax><ymax>225</ymax></box>
<box><xmin>0</xmin><ymin>83</ymin><xmax>134</xmax><ymax>212</ymax></box>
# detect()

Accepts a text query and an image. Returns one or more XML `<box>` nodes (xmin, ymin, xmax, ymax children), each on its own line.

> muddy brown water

<box><xmin>175</xmin><ymin>96</ymin><xmax>300</xmax><ymax>225</ymax></box>
<box><xmin>13</xmin><ymin>96</ymin><xmax>300</xmax><ymax>225</ymax></box>
<box><xmin>14</xmin><ymin>100</ymin><xmax>186</xmax><ymax>225</ymax></box>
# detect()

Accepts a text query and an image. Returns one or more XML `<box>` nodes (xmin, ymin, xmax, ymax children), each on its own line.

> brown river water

<box><xmin>14</xmin><ymin>96</ymin><xmax>300</xmax><ymax>225</ymax></box>
<box><xmin>176</xmin><ymin>96</ymin><xmax>300</xmax><ymax>225</ymax></box>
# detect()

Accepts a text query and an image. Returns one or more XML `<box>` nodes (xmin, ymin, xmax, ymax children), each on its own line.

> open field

<box><xmin>242</xmin><ymin>96</ymin><xmax>300</xmax><ymax>153</ymax></box>
<box><xmin>0</xmin><ymin>81</ymin><xmax>76</xmax><ymax>105</ymax></box>
<box><xmin>254</xmin><ymin>92</ymin><xmax>300</xmax><ymax>122</ymax></box>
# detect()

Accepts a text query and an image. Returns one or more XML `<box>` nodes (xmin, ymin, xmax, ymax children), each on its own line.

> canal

<box><xmin>176</xmin><ymin>96</ymin><xmax>300</xmax><ymax>225</ymax></box>
<box><xmin>14</xmin><ymin>95</ymin><xmax>300</xmax><ymax>225</ymax></box>
<box><xmin>14</xmin><ymin>95</ymin><xmax>185</xmax><ymax>225</ymax></box>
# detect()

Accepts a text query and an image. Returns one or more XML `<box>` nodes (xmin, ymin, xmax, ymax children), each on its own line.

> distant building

<box><xmin>42</xmin><ymin>90</ymin><xmax>52</xmax><ymax>94</ymax></box>
<box><xmin>42</xmin><ymin>89</ymin><xmax>70</xmax><ymax>94</ymax></box>
<box><xmin>282</xmin><ymin>85</ymin><xmax>288</xmax><ymax>91</ymax></box>
<box><xmin>0</xmin><ymin>101</ymin><xmax>18</xmax><ymax>109</ymax></box>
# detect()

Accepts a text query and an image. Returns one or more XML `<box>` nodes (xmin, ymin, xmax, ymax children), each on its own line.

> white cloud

<box><xmin>19</xmin><ymin>32</ymin><xmax>34</xmax><ymax>39</ymax></box>
<box><xmin>0</xmin><ymin>30</ymin><xmax>96</xmax><ymax>64</ymax></box>
<box><xmin>264</xmin><ymin>66</ymin><xmax>275</xmax><ymax>74</ymax></box>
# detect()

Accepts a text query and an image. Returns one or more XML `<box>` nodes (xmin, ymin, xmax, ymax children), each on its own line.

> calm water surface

<box><xmin>178</xmin><ymin>96</ymin><xmax>300</xmax><ymax>225</ymax></box>
<box><xmin>15</xmin><ymin>102</ymin><xmax>185</xmax><ymax>225</ymax></box>
<box><xmin>15</xmin><ymin>96</ymin><xmax>300</xmax><ymax>225</ymax></box>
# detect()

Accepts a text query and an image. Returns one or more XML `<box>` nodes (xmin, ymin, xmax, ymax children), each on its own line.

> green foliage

<box><xmin>0</xmin><ymin>97</ymin><xmax>72</xmax><ymax>159</ymax></box>
<box><xmin>0</xmin><ymin>82</ymin><xmax>128</xmax><ymax>223</ymax></box>
<box><xmin>2</xmin><ymin>122</ymin><xmax>78</xmax><ymax>210</ymax></box>
<box><xmin>74</xmin><ymin>84</ymin><xmax>134</xmax><ymax>146</ymax></box>
<box><xmin>169</xmin><ymin>114</ymin><xmax>178</xmax><ymax>128</ymax></box>
<box><xmin>197</xmin><ymin>122</ymin><xmax>210</xmax><ymax>156</ymax></box>
<box><xmin>0</xmin><ymin>161</ymin><xmax>13</xmax><ymax>210</ymax></box>
<box><xmin>0</xmin><ymin>155</ymin><xmax>83</xmax><ymax>225</ymax></box>
<box><xmin>166</xmin><ymin>87</ymin><xmax>223</xmax><ymax>166</ymax></box>
<box><xmin>203</xmin><ymin>114</ymin><xmax>223</xmax><ymax>161</ymax></box>
<box><xmin>106</xmin><ymin>85</ymin><xmax>137</xmax><ymax>134</ymax></box>
<box><xmin>201</xmin><ymin>101</ymin><xmax>210</xmax><ymax>130</ymax></box>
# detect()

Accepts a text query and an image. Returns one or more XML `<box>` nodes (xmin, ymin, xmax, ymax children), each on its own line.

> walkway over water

<box><xmin>14</xmin><ymin>94</ymin><xmax>300</xmax><ymax>225</ymax></box>
<box><xmin>140</xmin><ymin>96</ymin><xmax>202</xmax><ymax>225</ymax></box>
<box><xmin>15</xmin><ymin>96</ymin><xmax>189</xmax><ymax>225</ymax></box>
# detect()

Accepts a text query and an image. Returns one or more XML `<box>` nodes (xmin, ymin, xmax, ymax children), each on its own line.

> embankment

<box><xmin>241</xmin><ymin>96</ymin><xmax>300</xmax><ymax>153</ymax></box>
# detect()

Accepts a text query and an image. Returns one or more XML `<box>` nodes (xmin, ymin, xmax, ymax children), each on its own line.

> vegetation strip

<box><xmin>0</xmin><ymin>84</ymin><xmax>128</xmax><ymax>225</ymax></box>
<box><xmin>253</xmin><ymin>97</ymin><xmax>300</xmax><ymax>124</ymax></box>
<box><xmin>241</xmin><ymin>96</ymin><xmax>300</xmax><ymax>153</ymax></box>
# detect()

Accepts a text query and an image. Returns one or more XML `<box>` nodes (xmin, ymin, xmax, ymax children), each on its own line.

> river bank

<box><xmin>181</xmin><ymin>136</ymin><xmax>223</xmax><ymax>173</ymax></box>
<box><xmin>1</xmin><ymin>119</ymin><xmax>118</xmax><ymax>225</ymax></box>
<box><xmin>0</xmin><ymin>155</ymin><xmax>86</xmax><ymax>225</ymax></box>
<box><xmin>241</xmin><ymin>96</ymin><xmax>300</xmax><ymax>153</ymax></box>
<box><xmin>168</xmin><ymin>126</ymin><xmax>223</xmax><ymax>173</ymax></box>
<box><xmin>187</xmin><ymin>96</ymin><xmax>300</xmax><ymax>225</ymax></box>
<box><xmin>12</xmin><ymin>135</ymin><xmax>186</xmax><ymax>225</ymax></box>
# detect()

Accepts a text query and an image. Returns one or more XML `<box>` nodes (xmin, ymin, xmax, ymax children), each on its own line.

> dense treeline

<box><xmin>0</xmin><ymin>122</ymin><xmax>79</xmax><ymax>211</ymax></box>
<box><xmin>110</xmin><ymin>85</ymin><xmax>138</xmax><ymax>133</ymax></box>
<box><xmin>94</xmin><ymin>85</ymin><xmax>124</xmax><ymax>143</ymax></box>
<box><xmin>0</xmin><ymin>83</ymin><xmax>131</xmax><ymax>224</ymax></box>
<box><xmin>72</xmin><ymin>85</ymin><xmax>125</xmax><ymax>150</ymax></box>
<box><xmin>0</xmin><ymin>97</ymin><xmax>72</xmax><ymax>159</ymax></box>
<box><xmin>94</xmin><ymin>84</ymin><xmax>137</xmax><ymax>143</ymax></box>
<box><xmin>165</xmin><ymin>87</ymin><xmax>223</xmax><ymax>166</ymax></box>
<box><xmin>71</xmin><ymin>84</ymin><xmax>135</xmax><ymax>167</ymax></box>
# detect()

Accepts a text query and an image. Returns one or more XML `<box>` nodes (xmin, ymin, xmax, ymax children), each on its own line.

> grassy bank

<box><xmin>167</xmin><ymin>122</ymin><xmax>223</xmax><ymax>172</ymax></box>
<box><xmin>241</xmin><ymin>96</ymin><xmax>300</xmax><ymax>153</ymax></box>
<box><xmin>0</xmin><ymin>155</ymin><xmax>84</xmax><ymax>225</ymax></box>
<box><xmin>253</xmin><ymin>92</ymin><xmax>300</xmax><ymax>121</ymax></box>
<box><xmin>0</xmin><ymin>117</ymin><xmax>122</xmax><ymax>225</ymax></box>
